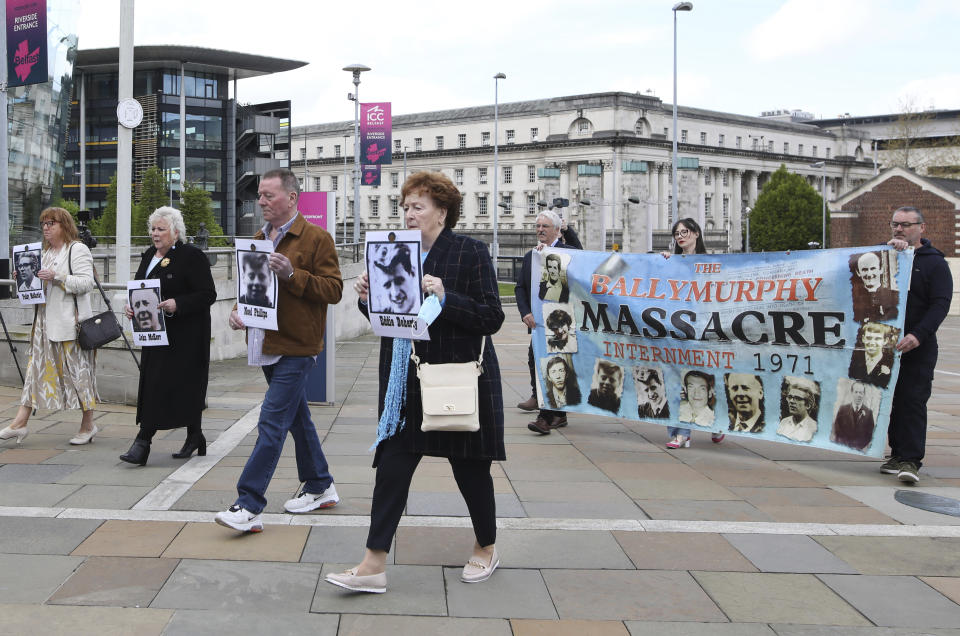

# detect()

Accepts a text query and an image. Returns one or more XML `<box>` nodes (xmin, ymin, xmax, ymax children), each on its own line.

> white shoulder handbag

<box><xmin>411</xmin><ymin>338</ymin><xmax>485</xmax><ymax>432</ymax></box>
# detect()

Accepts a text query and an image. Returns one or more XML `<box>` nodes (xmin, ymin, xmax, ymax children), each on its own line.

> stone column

<box><xmin>697</xmin><ymin>167</ymin><xmax>707</xmax><ymax>228</ymax></box>
<box><xmin>731</xmin><ymin>170</ymin><xmax>743</xmax><ymax>252</ymax></box>
<box><xmin>747</xmin><ymin>171</ymin><xmax>758</xmax><ymax>207</ymax></box>
<box><xmin>658</xmin><ymin>163</ymin><xmax>669</xmax><ymax>229</ymax></box>
<box><xmin>714</xmin><ymin>168</ymin><xmax>724</xmax><ymax>229</ymax></box>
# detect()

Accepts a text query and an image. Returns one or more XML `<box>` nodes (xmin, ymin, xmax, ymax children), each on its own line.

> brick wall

<box><xmin>831</xmin><ymin>176</ymin><xmax>958</xmax><ymax>255</ymax></box>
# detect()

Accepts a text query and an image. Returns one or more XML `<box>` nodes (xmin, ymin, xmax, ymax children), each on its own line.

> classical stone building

<box><xmin>831</xmin><ymin>167</ymin><xmax>960</xmax><ymax>256</ymax></box>
<box><xmin>293</xmin><ymin>92</ymin><xmax>876</xmax><ymax>255</ymax></box>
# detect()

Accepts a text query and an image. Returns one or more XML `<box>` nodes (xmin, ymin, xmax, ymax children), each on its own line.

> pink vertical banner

<box><xmin>297</xmin><ymin>192</ymin><xmax>332</xmax><ymax>230</ymax></box>
<box><xmin>362</xmin><ymin>165</ymin><xmax>381</xmax><ymax>186</ymax></box>
<box><xmin>6</xmin><ymin>0</ymin><xmax>47</xmax><ymax>88</ymax></box>
<box><xmin>360</xmin><ymin>102</ymin><xmax>392</xmax><ymax>165</ymax></box>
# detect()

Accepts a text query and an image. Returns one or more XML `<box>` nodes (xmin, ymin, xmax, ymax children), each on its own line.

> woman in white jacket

<box><xmin>0</xmin><ymin>207</ymin><xmax>100</xmax><ymax>446</ymax></box>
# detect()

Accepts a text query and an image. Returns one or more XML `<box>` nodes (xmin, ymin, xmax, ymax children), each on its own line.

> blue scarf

<box><xmin>370</xmin><ymin>337</ymin><xmax>411</xmax><ymax>450</ymax></box>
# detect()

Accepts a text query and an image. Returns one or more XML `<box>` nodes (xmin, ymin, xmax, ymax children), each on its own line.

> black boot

<box><xmin>173</xmin><ymin>433</ymin><xmax>206</xmax><ymax>459</ymax></box>
<box><xmin>120</xmin><ymin>439</ymin><xmax>150</xmax><ymax>466</ymax></box>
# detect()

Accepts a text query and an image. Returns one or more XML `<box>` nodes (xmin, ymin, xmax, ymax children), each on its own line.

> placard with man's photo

<box><xmin>127</xmin><ymin>279</ymin><xmax>168</xmax><ymax>346</ymax></box>
<box><xmin>13</xmin><ymin>242</ymin><xmax>45</xmax><ymax>304</ymax></box>
<box><xmin>236</xmin><ymin>239</ymin><xmax>278</xmax><ymax>331</ymax></box>
<box><xmin>541</xmin><ymin>302</ymin><xmax>577</xmax><ymax>353</ymax></box>
<box><xmin>364</xmin><ymin>230</ymin><xmax>427</xmax><ymax>340</ymax></box>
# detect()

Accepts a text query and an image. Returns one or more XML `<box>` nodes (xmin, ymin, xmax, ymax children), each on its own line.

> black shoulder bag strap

<box><xmin>68</xmin><ymin>242</ymin><xmax>141</xmax><ymax>370</ymax></box>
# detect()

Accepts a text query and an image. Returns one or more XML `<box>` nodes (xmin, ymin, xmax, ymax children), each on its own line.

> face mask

<box><xmin>411</xmin><ymin>293</ymin><xmax>442</xmax><ymax>338</ymax></box>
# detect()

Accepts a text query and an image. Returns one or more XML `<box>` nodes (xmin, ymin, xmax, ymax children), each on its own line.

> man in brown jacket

<box><xmin>216</xmin><ymin>169</ymin><xmax>343</xmax><ymax>533</ymax></box>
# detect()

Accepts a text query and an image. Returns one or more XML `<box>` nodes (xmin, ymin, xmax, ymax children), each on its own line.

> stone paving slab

<box><xmin>54</xmin><ymin>484</ymin><xmax>152</xmax><ymax>509</ymax></box>
<box><xmin>542</xmin><ymin>569</ymin><xmax>726</xmax><ymax>621</ymax></box>
<box><xmin>445</xmin><ymin>566</ymin><xmax>557</xmax><ymax>619</ymax></box>
<box><xmin>162</xmin><ymin>521</ymin><xmax>309</xmax><ymax>562</ymax></box>
<box><xmin>692</xmin><ymin>571</ymin><xmax>870</xmax><ymax>626</ymax></box>
<box><xmin>0</xmin><ymin>482</ymin><xmax>79</xmax><ymax>506</ymax></box>
<box><xmin>612</xmin><ymin>531</ymin><xmax>758</xmax><ymax>571</ymax></box>
<box><xmin>819</xmin><ymin>573</ymin><xmax>960</xmax><ymax>628</ymax></box>
<box><xmin>151</xmin><ymin>559</ymin><xmax>322</xmax><ymax>612</ymax></box>
<box><xmin>768</xmin><ymin>626</ymin><xmax>960</xmax><ymax>636</ymax></box>
<box><xmin>624</xmin><ymin>623</ymin><xmax>777</xmax><ymax>635</ymax></box>
<box><xmin>0</xmin><ymin>553</ymin><xmax>84</xmax><ymax>603</ymax></box>
<box><xmin>314</xmin><ymin>563</ymin><xmax>447</xmax><ymax>616</ymax></box>
<box><xmin>0</xmin><ymin>516</ymin><xmax>101</xmax><ymax>554</ymax></box>
<box><xmin>922</xmin><ymin>576</ymin><xmax>960</xmax><ymax>604</ymax></box>
<box><xmin>72</xmin><ymin>520</ymin><xmax>184</xmax><ymax>558</ymax></box>
<box><xmin>339</xmin><ymin>615</ymin><xmax>512</xmax><ymax>636</ymax></box>
<box><xmin>833</xmin><ymin>486</ymin><xmax>960</xmax><ymax>526</ymax></box>
<box><xmin>812</xmin><ymin>536</ymin><xmax>960</xmax><ymax>575</ymax></box>
<box><xmin>163</xmin><ymin>609</ymin><xmax>339</xmax><ymax>636</ymax></box>
<box><xmin>0</xmin><ymin>462</ymin><xmax>79</xmax><ymax>483</ymax></box>
<box><xmin>48</xmin><ymin>555</ymin><xmax>179</xmax><ymax>607</ymax></box>
<box><xmin>722</xmin><ymin>534</ymin><xmax>858</xmax><ymax>573</ymax></box>
<box><xmin>0</xmin><ymin>604</ymin><xmax>174</xmax><ymax>636</ymax></box>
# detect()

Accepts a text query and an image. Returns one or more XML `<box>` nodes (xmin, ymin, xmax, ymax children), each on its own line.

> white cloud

<box><xmin>745</xmin><ymin>0</ymin><xmax>875</xmax><ymax>61</ymax></box>
<box><xmin>894</xmin><ymin>75</ymin><xmax>960</xmax><ymax>112</ymax></box>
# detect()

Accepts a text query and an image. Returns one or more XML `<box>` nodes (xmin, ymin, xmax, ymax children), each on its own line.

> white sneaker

<box><xmin>215</xmin><ymin>505</ymin><xmax>263</xmax><ymax>532</ymax></box>
<box><xmin>284</xmin><ymin>483</ymin><xmax>339</xmax><ymax>513</ymax></box>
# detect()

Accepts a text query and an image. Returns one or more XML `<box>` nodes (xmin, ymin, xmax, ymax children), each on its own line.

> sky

<box><xmin>76</xmin><ymin>0</ymin><xmax>960</xmax><ymax>126</ymax></box>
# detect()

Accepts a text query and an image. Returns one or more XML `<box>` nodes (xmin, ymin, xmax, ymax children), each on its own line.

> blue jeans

<box><xmin>235</xmin><ymin>356</ymin><xmax>333</xmax><ymax>514</ymax></box>
<box><xmin>668</xmin><ymin>427</ymin><xmax>691</xmax><ymax>438</ymax></box>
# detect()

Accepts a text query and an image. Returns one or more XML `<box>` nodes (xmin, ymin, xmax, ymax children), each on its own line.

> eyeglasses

<box><xmin>890</xmin><ymin>221</ymin><xmax>920</xmax><ymax>229</ymax></box>
<box><xmin>41</xmin><ymin>221</ymin><xmax>58</xmax><ymax>228</ymax></box>
<box><xmin>673</xmin><ymin>228</ymin><xmax>691</xmax><ymax>238</ymax></box>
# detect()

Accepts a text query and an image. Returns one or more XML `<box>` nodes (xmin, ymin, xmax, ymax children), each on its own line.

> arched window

<box><xmin>568</xmin><ymin>117</ymin><xmax>593</xmax><ymax>137</ymax></box>
<box><xmin>634</xmin><ymin>117</ymin><xmax>650</xmax><ymax>137</ymax></box>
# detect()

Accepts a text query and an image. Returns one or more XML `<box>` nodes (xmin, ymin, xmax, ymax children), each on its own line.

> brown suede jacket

<box><xmin>252</xmin><ymin>214</ymin><xmax>343</xmax><ymax>356</ymax></box>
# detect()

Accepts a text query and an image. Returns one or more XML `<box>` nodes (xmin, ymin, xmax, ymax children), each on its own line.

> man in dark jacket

<box><xmin>515</xmin><ymin>210</ymin><xmax>580</xmax><ymax>434</ymax></box>
<box><xmin>881</xmin><ymin>206</ymin><xmax>952</xmax><ymax>484</ymax></box>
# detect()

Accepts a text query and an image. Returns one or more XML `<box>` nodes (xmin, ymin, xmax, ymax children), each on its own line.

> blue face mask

<box><xmin>411</xmin><ymin>293</ymin><xmax>442</xmax><ymax>338</ymax></box>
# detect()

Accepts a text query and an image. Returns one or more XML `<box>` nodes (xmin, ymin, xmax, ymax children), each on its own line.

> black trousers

<box><xmin>137</xmin><ymin>420</ymin><xmax>201</xmax><ymax>443</ymax></box>
<box><xmin>367</xmin><ymin>437</ymin><xmax>496</xmax><ymax>552</ymax></box>
<box><xmin>888</xmin><ymin>365</ymin><xmax>933</xmax><ymax>467</ymax></box>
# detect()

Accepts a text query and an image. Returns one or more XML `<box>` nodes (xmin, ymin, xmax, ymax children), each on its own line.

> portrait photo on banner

<box><xmin>678</xmin><ymin>369</ymin><xmax>718</xmax><ymax>429</ymax></box>
<box><xmin>831</xmin><ymin>377</ymin><xmax>882</xmax><ymax>452</ymax></box>
<box><xmin>634</xmin><ymin>366</ymin><xmax>670</xmax><ymax>420</ymax></box>
<box><xmin>537</xmin><ymin>250</ymin><xmax>573</xmax><ymax>303</ymax></box>
<box><xmin>848</xmin><ymin>321</ymin><xmax>900</xmax><ymax>389</ymax></box>
<box><xmin>540</xmin><ymin>354</ymin><xmax>581</xmax><ymax>410</ymax></box>
<box><xmin>364</xmin><ymin>229</ymin><xmax>427</xmax><ymax>340</ymax></box>
<box><xmin>235</xmin><ymin>239</ymin><xmax>278</xmax><ymax>331</ymax></box>
<box><xmin>542</xmin><ymin>302</ymin><xmax>577</xmax><ymax>354</ymax></box>
<box><xmin>725</xmin><ymin>372</ymin><xmax>766</xmax><ymax>434</ymax></box>
<box><xmin>127</xmin><ymin>279</ymin><xmax>168</xmax><ymax>346</ymax></box>
<box><xmin>776</xmin><ymin>376</ymin><xmax>821</xmax><ymax>443</ymax></box>
<box><xmin>587</xmin><ymin>358</ymin><xmax>625</xmax><ymax>415</ymax></box>
<box><xmin>13</xmin><ymin>242</ymin><xmax>44</xmax><ymax>304</ymax></box>
<box><xmin>849</xmin><ymin>249</ymin><xmax>900</xmax><ymax>323</ymax></box>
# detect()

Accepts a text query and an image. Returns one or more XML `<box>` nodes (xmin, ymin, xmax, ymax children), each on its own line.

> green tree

<box><xmin>52</xmin><ymin>198</ymin><xmax>81</xmax><ymax>224</ymax></box>
<box><xmin>133</xmin><ymin>166</ymin><xmax>168</xmax><ymax>244</ymax></box>
<box><xmin>89</xmin><ymin>175</ymin><xmax>118</xmax><ymax>241</ymax></box>
<box><xmin>179</xmin><ymin>182</ymin><xmax>227</xmax><ymax>246</ymax></box>
<box><xmin>747</xmin><ymin>165</ymin><xmax>827</xmax><ymax>251</ymax></box>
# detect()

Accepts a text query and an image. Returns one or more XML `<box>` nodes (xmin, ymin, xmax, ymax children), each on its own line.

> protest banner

<box><xmin>529</xmin><ymin>246</ymin><xmax>913</xmax><ymax>456</ymax></box>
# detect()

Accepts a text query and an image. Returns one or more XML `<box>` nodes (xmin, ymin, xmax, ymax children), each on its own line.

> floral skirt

<box><xmin>20</xmin><ymin>308</ymin><xmax>99</xmax><ymax>411</ymax></box>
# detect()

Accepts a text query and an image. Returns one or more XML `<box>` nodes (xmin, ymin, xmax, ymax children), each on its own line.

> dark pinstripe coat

<box><xmin>363</xmin><ymin>228</ymin><xmax>505</xmax><ymax>465</ymax></box>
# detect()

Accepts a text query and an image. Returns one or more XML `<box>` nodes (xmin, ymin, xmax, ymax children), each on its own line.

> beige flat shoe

<box><xmin>461</xmin><ymin>547</ymin><xmax>500</xmax><ymax>583</ymax></box>
<box><xmin>0</xmin><ymin>425</ymin><xmax>28</xmax><ymax>445</ymax></box>
<box><xmin>325</xmin><ymin>567</ymin><xmax>386</xmax><ymax>593</ymax></box>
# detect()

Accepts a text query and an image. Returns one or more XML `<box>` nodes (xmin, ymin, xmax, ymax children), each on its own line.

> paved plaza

<box><xmin>1</xmin><ymin>312</ymin><xmax>960</xmax><ymax>635</ymax></box>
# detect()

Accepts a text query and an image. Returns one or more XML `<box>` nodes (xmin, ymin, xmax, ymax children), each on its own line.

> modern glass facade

<box><xmin>6</xmin><ymin>0</ymin><xmax>79</xmax><ymax>245</ymax></box>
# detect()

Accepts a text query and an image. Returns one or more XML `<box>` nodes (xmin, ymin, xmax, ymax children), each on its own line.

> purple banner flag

<box><xmin>360</xmin><ymin>102</ymin><xmax>392</xmax><ymax>165</ymax></box>
<box><xmin>362</xmin><ymin>165</ymin><xmax>381</xmax><ymax>186</ymax></box>
<box><xmin>6</xmin><ymin>0</ymin><xmax>47</xmax><ymax>88</ymax></box>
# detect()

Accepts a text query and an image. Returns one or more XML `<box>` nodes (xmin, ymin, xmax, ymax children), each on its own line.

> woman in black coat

<box><xmin>120</xmin><ymin>206</ymin><xmax>216</xmax><ymax>465</ymax></box>
<box><xmin>326</xmin><ymin>171</ymin><xmax>504</xmax><ymax>594</ymax></box>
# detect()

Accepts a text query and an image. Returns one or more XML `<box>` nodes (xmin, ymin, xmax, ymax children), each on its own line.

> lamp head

<box><xmin>810</xmin><ymin>161</ymin><xmax>825</xmax><ymax>168</ymax></box>
<box><xmin>672</xmin><ymin>2</ymin><xmax>693</xmax><ymax>11</ymax></box>
<box><xmin>580</xmin><ymin>199</ymin><xmax>593</xmax><ymax>206</ymax></box>
<box><xmin>627</xmin><ymin>196</ymin><xmax>641</xmax><ymax>204</ymax></box>
<box><xmin>494</xmin><ymin>72</ymin><xmax>506</xmax><ymax>80</ymax></box>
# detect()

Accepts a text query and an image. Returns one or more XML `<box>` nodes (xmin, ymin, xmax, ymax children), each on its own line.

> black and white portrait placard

<box><xmin>13</xmin><ymin>242</ymin><xmax>44</xmax><ymax>304</ymax></box>
<box><xmin>236</xmin><ymin>239</ymin><xmax>278</xmax><ymax>331</ymax></box>
<box><xmin>127</xmin><ymin>279</ymin><xmax>168</xmax><ymax>346</ymax></box>
<box><xmin>364</xmin><ymin>230</ymin><xmax>426</xmax><ymax>340</ymax></box>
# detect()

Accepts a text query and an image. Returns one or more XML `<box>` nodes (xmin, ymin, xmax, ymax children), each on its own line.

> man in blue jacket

<box><xmin>881</xmin><ymin>206</ymin><xmax>952</xmax><ymax>484</ymax></box>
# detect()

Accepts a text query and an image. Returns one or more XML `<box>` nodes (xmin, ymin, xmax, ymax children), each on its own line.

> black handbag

<box><xmin>67</xmin><ymin>243</ymin><xmax>122</xmax><ymax>350</ymax></box>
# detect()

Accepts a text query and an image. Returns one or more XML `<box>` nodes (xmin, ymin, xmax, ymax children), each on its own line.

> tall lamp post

<box><xmin>344</xmin><ymin>63</ymin><xmax>371</xmax><ymax>245</ymax></box>
<box><xmin>671</xmin><ymin>1</ymin><xmax>693</xmax><ymax>227</ymax></box>
<box><xmin>492</xmin><ymin>72</ymin><xmax>506</xmax><ymax>261</ymax></box>
<box><xmin>810</xmin><ymin>161</ymin><xmax>826</xmax><ymax>248</ymax></box>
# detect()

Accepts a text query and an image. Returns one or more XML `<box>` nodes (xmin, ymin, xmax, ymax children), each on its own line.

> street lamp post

<box><xmin>342</xmin><ymin>134</ymin><xmax>349</xmax><ymax>244</ymax></box>
<box><xmin>671</xmin><ymin>1</ymin><xmax>693</xmax><ymax>227</ymax></box>
<box><xmin>492</xmin><ymin>72</ymin><xmax>506</xmax><ymax>261</ymax></box>
<box><xmin>743</xmin><ymin>206</ymin><xmax>752</xmax><ymax>253</ymax></box>
<box><xmin>810</xmin><ymin>161</ymin><xmax>826</xmax><ymax>248</ymax></box>
<box><xmin>343</xmin><ymin>64</ymin><xmax>371</xmax><ymax>245</ymax></box>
